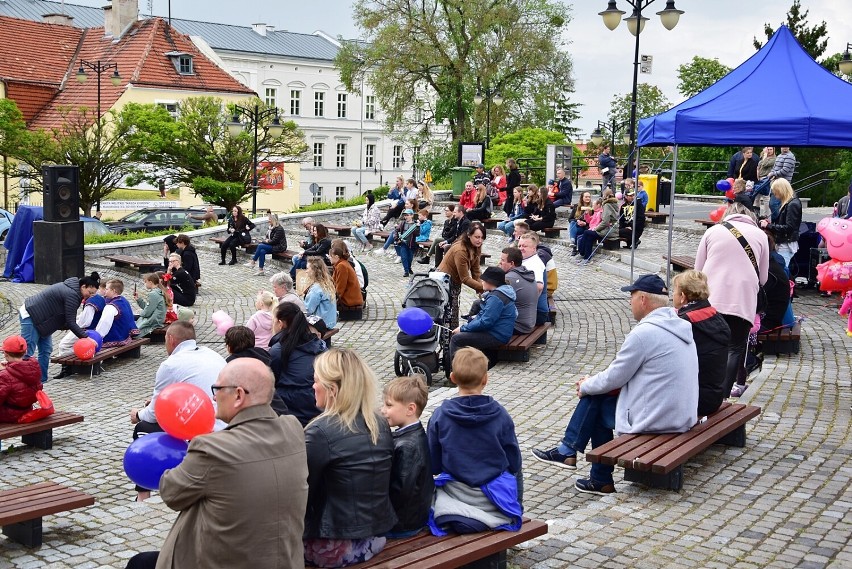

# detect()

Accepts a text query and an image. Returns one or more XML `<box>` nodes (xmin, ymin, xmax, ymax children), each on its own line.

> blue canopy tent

<box><xmin>3</xmin><ymin>206</ymin><xmax>43</xmax><ymax>282</ymax></box>
<box><xmin>632</xmin><ymin>25</ymin><xmax>852</xmax><ymax>284</ymax></box>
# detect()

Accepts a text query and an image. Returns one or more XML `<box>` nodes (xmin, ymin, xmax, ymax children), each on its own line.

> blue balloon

<box><xmin>123</xmin><ymin>432</ymin><xmax>188</xmax><ymax>491</ymax></box>
<box><xmin>398</xmin><ymin>307</ymin><xmax>434</xmax><ymax>336</ymax></box>
<box><xmin>715</xmin><ymin>179</ymin><xmax>731</xmax><ymax>192</ymax></box>
<box><xmin>87</xmin><ymin>331</ymin><xmax>103</xmax><ymax>352</ymax></box>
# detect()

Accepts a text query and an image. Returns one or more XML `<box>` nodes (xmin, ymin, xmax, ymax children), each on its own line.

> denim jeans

<box><xmin>20</xmin><ymin>315</ymin><xmax>51</xmax><ymax>383</ymax></box>
<box><xmin>289</xmin><ymin>255</ymin><xmax>306</xmax><ymax>279</ymax></box>
<box><xmin>497</xmin><ymin>219</ymin><xmax>515</xmax><ymax>237</ymax></box>
<box><xmin>353</xmin><ymin>227</ymin><xmax>369</xmax><ymax>244</ymax></box>
<box><xmin>382</xmin><ymin>230</ymin><xmax>397</xmax><ymax>250</ymax></box>
<box><xmin>395</xmin><ymin>244</ymin><xmax>414</xmax><ymax>275</ymax></box>
<box><xmin>558</xmin><ymin>393</ymin><xmax>619</xmax><ymax>457</ymax></box>
<box><xmin>586</xmin><ymin>394</ymin><xmax>618</xmax><ymax>485</ymax></box>
<box><xmin>569</xmin><ymin>220</ymin><xmax>579</xmax><ymax>243</ymax></box>
<box><xmin>252</xmin><ymin>243</ymin><xmax>273</xmax><ymax>268</ymax></box>
<box><xmin>577</xmin><ymin>229</ymin><xmax>601</xmax><ymax>259</ymax></box>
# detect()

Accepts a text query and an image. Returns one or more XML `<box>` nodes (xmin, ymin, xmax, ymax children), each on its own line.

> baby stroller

<box><xmin>393</xmin><ymin>272</ymin><xmax>452</xmax><ymax>386</ymax></box>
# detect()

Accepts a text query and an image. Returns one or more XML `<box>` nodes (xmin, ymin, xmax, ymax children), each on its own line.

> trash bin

<box><xmin>639</xmin><ymin>173</ymin><xmax>659</xmax><ymax>211</ymax></box>
<box><xmin>658</xmin><ymin>170</ymin><xmax>673</xmax><ymax>207</ymax></box>
<box><xmin>451</xmin><ymin>167</ymin><xmax>474</xmax><ymax>196</ymax></box>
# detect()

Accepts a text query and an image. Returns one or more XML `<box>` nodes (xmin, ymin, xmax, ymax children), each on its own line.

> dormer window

<box><xmin>165</xmin><ymin>51</ymin><xmax>194</xmax><ymax>75</ymax></box>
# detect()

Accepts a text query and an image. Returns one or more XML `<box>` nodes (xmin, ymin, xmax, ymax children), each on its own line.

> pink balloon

<box><xmin>214</xmin><ymin>315</ymin><xmax>234</xmax><ymax>336</ymax></box>
<box><xmin>817</xmin><ymin>217</ymin><xmax>852</xmax><ymax>262</ymax></box>
<box><xmin>211</xmin><ymin>310</ymin><xmax>229</xmax><ymax>326</ymax></box>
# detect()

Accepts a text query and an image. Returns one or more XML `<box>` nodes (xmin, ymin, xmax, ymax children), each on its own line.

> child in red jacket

<box><xmin>0</xmin><ymin>336</ymin><xmax>42</xmax><ymax>423</ymax></box>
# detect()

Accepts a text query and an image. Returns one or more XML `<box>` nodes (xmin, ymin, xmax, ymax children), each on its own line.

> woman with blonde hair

<box><xmin>303</xmin><ymin>257</ymin><xmax>338</xmax><ymax>328</ymax></box>
<box><xmin>465</xmin><ymin>184</ymin><xmax>493</xmax><ymax>221</ymax></box>
<box><xmin>304</xmin><ymin>348</ymin><xmax>395</xmax><ymax>567</ymax></box>
<box><xmin>246</xmin><ymin>212</ymin><xmax>287</xmax><ymax>276</ymax></box>
<box><xmin>491</xmin><ymin>164</ymin><xmax>508</xmax><ymax>205</ymax></box>
<box><xmin>416</xmin><ymin>180</ymin><xmax>434</xmax><ymax>210</ymax></box>
<box><xmin>760</xmin><ymin>178</ymin><xmax>802</xmax><ymax>269</ymax></box>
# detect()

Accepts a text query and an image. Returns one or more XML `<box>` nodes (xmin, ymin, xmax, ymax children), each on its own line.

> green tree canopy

<box><xmin>485</xmin><ymin>128</ymin><xmax>575</xmax><ymax>184</ymax></box>
<box><xmin>753</xmin><ymin>0</ymin><xmax>828</xmax><ymax>63</ymax></box>
<box><xmin>0</xmin><ymin>99</ymin><xmax>27</xmax><ymax>160</ymax></box>
<box><xmin>676</xmin><ymin>57</ymin><xmax>732</xmax><ymax>98</ymax></box>
<box><xmin>336</xmin><ymin>0</ymin><xmax>574</xmax><ymax>143</ymax></box>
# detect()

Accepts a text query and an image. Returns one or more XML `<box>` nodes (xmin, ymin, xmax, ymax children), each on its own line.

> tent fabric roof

<box><xmin>638</xmin><ymin>26</ymin><xmax>852</xmax><ymax>149</ymax></box>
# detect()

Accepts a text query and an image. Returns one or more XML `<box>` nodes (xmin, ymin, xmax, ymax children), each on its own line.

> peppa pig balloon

<box><xmin>816</xmin><ymin>259</ymin><xmax>852</xmax><ymax>292</ymax></box>
<box><xmin>816</xmin><ymin>217</ymin><xmax>852</xmax><ymax>262</ymax></box>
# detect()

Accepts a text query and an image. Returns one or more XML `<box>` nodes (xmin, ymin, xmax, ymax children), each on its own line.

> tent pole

<box><xmin>665</xmin><ymin>145</ymin><xmax>679</xmax><ymax>293</ymax></box>
<box><xmin>629</xmin><ymin>146</ymin><xmax>641</xmax><ymax>281</ymax></box>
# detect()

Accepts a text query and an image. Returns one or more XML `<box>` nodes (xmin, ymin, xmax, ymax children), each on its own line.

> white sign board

<box><xmin>640</xmin><ymin>55</ymin><xmax>653</xmax><ymax>74</ymax></box>
<box><xmin>99</xmin><ymin>201</ymin><xmax>180</xmax><ymax>210</ymax></box>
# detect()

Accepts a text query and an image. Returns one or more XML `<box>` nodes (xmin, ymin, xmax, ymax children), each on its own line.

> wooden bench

<box><xmin>105</xmin><ymin>255</ymin><xmax>163</xmax><ymax>273</ymax></box>
<box><xmin>481</xmin><ymin>217</ymin><xmax>500</xmax><ymax>229</ymax></box>
<box><xmin>147</xmin><ymin>326</ymin><xmax>167</xmax><ymax>344</ymax></box>
<box><xmin>338</xmin><ymin>304</ymin><xmax>364</xmax><ymax>321</ymax></box>
<box><xmin>325</xmin><ymin>223</ymin><xmax>352</xmax><ymax>237</ymax></box>
<box><xmin>0</xmin><ymin>482</ymin><xmax>95</xmax><ymax>547</ymax></box>
<box><xmin>494</xmin><ymin>323</ymin><xmax>551</xmax><ymax>362</ymax></box>
<box><xmin>209</xmin><ymin>236</ymin><xmax>258</xmax><ymax>253</ymax></box>
<box><xmin>540</xmin><ymin>226</ymin><xmax>567</xmax><ymax>238</ymax></box>
<box><xmin>271</xmin><ymin>250</ymin><xmax>296</xmax><ymax>263</ymax></box>
<box><xmin>601</xmin><ymin>237</ymin><xmax>627</xmax><ymax>250</ymax></box>
<box><xmin>318</xmin><ymin>518</ymin><xmax>547</xmax><ymax>569</ymax></box>
<box><xmin>645</xmin><ymin>211</ymin><xmax>669</xmax><ymax>224</ymax></box>
<box><xmin>757</xmin><ymin>321</ymin><xmax>801</xmax><ymax>355</ymax></box>
<box><xmin>50</xmin><ymin>337</ymin><xmax>150</xmax><ymax>376</ymax></box>
<box><xmin>375</xmin><ymin>232</ymin><xmax>490</xmax><ymax>266</ymax></box>
<box><xmin>0</xmin><ymin>411</ymin><xmax>84</xmax><ymax>450</ymax></box>
<box><xmin>586</xmin><ymin>402</ymin><xmax>761</xmax><ymax>491</ymax></box>
<box><xmin>694</xmin><ymin>219</ymin><xmax>716</xmax><ymax>228</ymax></box>
<box><xmin>320</xmin><ymin>327</ymin><xmax>339</xmax><ymax>348</ymax></box>
<box><xmin>663</xmin><ymin>255</ymin><xmax>696</xmax><ymax>272</ymax></box>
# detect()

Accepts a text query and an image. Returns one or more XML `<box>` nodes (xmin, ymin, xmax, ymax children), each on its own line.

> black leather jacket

<box><xmin>767</xmin><ymin>197</ymin><xmax>802</xmax><ymax>244</ymax></box>
<box><xmin>304</xmin><ymin>413</ymin><xmax>396</xmax><ymax>539</ymax></box>
<box><xmin>389</xmin><ymin>423</ymin><xmax>434</xmax><ymax>533</ymax></box>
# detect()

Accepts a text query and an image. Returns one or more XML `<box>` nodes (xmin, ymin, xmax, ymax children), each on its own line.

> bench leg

<box><xmin>21</xmin><ymin>429</ymin><xmax>53</xmax><ymax>450</ymax></box>
<box><xmin>70</xmin><ymin>364</ymin><xmax>102</xmax><ymax>376</ymax></box>
<box><xmin>118</xmin><ymin>346</ymin><xmax>143</xmax><ymax>359</ymax></box>
<box><xmin>716</xmin><ymin>424</ymin><xmax>747</xmax><ymax>448</ymax></box>
<box><xmin>3</xmin><ymin>518</ymin><xmax>43</xmax><ymax>547</ymax></box>
<box><xmin>496</xmin><ymin>350</ymin><xmax>530</xmax><ymax>363</ymax></box>
<box><xmin>460</xmin><ymin>550</ymin><xmax>507</xmax><ymax>569</ymax></box>
<box><xmin>534</xmin><ymin>330</ymin><xmax>547</xmax><ymax>345</ymax></box>
<box><xmin>624</xmin><ymin>466</ymin><xmax>684</xmax><ymax>491</ymax></box>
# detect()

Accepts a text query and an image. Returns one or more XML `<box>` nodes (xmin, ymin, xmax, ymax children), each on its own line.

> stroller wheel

<box><xmin>408</xmin><ymin>362</ymin><xmax>433</xmax><ymax>387</ymax></box>
<box><xmin>393</xmin><ymin>353</ymin><xmax>405</xmax><ymax>377</ymax></box>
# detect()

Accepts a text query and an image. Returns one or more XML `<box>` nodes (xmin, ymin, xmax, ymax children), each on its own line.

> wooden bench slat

<box><xmin>51</xmin><ymin>337</ymin><xmax>150</xmax><ymax>367</ymax></box>
<box><xmin>0</xmin><ymin>482</ymin><xmax>95</xmax><ymax>526</ymax></box>
<box><xmin>0</xmin><ymin>412</ymin><xmax>83</xmax><ymax>440</ymax></box>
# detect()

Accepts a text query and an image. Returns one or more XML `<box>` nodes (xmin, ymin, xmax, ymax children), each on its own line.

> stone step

<box><xmin>618</xmin><ymin>253</ymin><xmax>664</xmax><ymax>273</ymax></box>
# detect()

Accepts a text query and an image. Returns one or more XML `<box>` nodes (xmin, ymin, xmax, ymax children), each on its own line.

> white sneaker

<box><xmin>393</xmin><ymin>256</ymin><xmax>402</xmax><ymax>264</ymax></box>
<box><xmin>243</xmin><ymin>261</ymin><xmax>254</xmax><ymax>267</ymax></box>
<box><xmin>254</xmin><ymin>269</ymin><xmax>266</xmax><ymax>276</ymax></box>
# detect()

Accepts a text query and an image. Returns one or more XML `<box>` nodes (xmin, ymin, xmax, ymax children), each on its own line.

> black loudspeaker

<box><xmin>42</xmin><ymin>165</ymin><xmax>80</xmax><ymax>222</ymax></box>
<box><xmin>33</xmin><ymin>221</ymin><xmax>84</xmax><ymax>285</ymax></box>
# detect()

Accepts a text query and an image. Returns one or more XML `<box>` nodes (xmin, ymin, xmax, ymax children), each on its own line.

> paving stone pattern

<box><xmin>0</xmin><ymin>206</ymin><xmax>849</xmax><ymax>568</ymax></box>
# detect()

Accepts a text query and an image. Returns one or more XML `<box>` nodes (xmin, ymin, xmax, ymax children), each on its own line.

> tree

<box><xmin>0</xmin><ymin>99</ymin><xmax>27</xmax><ymax>160</ymax></box>
<box><xmin>676</xmin><ymin>57</ymin><xmax>732</xmax><ymax>98</ymax></box>
<box><xmin>336</xmin><ymin>0</ymin><xmax>574</xmax><ymax>143</ymax></box>
<box><xmin>607</xmin><ymin>84</ymin><xmax>670</xmax><ymax>164</ymax></box>
<box><xmin>122</xmin><ymin>97</ymin><xmax>307</xmax><ymax>209</ymax></box>
<box><xmin>753</xmin><ymin>0</ymin><xmax>828</xmax><ymax>63</ymax></box>
<box><xmin>485</xmin><ymin>128</ymin><xmax>574</xmax><ymax>185</ymax></box>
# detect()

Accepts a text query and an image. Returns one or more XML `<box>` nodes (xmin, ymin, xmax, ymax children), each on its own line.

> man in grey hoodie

<box><xmin>535</xmin><ymin>274</ymin><xmax>698</xmax><ymax>494</ymax></box>
<box><xmin>499</xmin><ymin>247</ymin><xmax>538</xmax><ymax>334</ymax></box>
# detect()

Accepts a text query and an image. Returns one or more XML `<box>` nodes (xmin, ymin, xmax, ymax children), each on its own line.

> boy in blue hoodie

<box><xmin>447</xmin><ymin>267</ymin><xmax>517</xmax><ymax>371</ymax></box>
<box><xmin>427</xmin><ymin>347</ymin><xmax>523</xmax><ymax>535</ymax></box>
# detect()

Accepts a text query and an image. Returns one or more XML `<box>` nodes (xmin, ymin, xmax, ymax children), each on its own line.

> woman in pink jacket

<box><xmin>694</xmin><ymin>202</ymin><xmax>769</xmax><ymax>398</ymax></box>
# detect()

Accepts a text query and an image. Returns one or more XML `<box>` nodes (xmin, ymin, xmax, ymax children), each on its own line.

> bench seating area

<box><xmin>373</xmin><ymin>232</ymin><xmax>490</xmax><ymax>266</ymax></box>
<box><xmin>320</xmin><ymin>518</ymin><xmax>547</xmax><ymax>569</ymax></box>
<box><xmin>586</xmin><ymin>402</ymin><xmax>761</xmax><ymax>491</ymax></box>
<box><xmin>50</xmin><ymin>337</ymin><xmax>150</xmax><ymax>376</ymax></box>
<box><xmin>663</xmin><ymin>255</ymin><xmax>696</xmax><ymax>272</ymax></box>
<box><xmin>147</xmin><ymin>326</ymin><xmax>167</xmax><ymax>344</ymax></box>
<box><xmin>757</xmin><ymin>321</ymin><xmax>801</xmax><ymax>355</ymax></box>
<box><xmin>0</xmin><ymin>411</ymin><xmax>84</xmax><ymax>450</ymax></box>
<box><xmin>209</xmin><ymin>236</ymin><xmax>258</xmax><ymax>253</ymax></box>
<box><xmin>0</xmin><ymin>482</ymin><xmax>95</xmax><ymax>547</ymax></box>
<box><xmin>694</xmin><ymin>219</ymin><xmax>715</xmax><ymax>228</ymax></box>
<box><xmin>480</xmin><ymin>217</ymin><xmax>500</xmax><ymax>229</ymax></box>
<box><xmin>321</xmin><ymin>327</ymin><xmax>339</xmax><ymax>347</ymax></box>
<box><xmin>209</xmin><ymin>236</ymin><xmax>296</xmax><ymax>263</ymax></box>
<box><xmin>325</xmin><ymin>223</ymin><xmax>352</xmax><ymax>237</ymax></box>
<box><xmin>645</xmin><ymin>211</ymin><xmax>669</xmax><ymax>224</ymax></box>
<box><xmin>105</xmin><ymin>255</ymin><xmax>163</xmax><ymax>273</ymax></box>
<box><xmin>540</xmin><ymin>226</ymin><xmax>567</xmax><ymax>238</ymax></box>
<box><xmin>494</xmin><ymin>323</ymin><xmax>551</xmax><ymax>363</ymax></box>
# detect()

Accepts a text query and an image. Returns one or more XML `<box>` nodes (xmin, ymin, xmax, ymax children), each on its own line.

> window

<box><xmin>336</xmin><ymin>143</ymin><xmax>346</xmax><ymax>168</ymax></box>
<box><xmin>290</xmin><ymin>90</ymin><xmax>301</xmax><ymax>116</ymax></box>
<box><xmin>365</xmin><ymin>95</ymin><xmax>376</xmax><ymax>120</ymax></box>
<box><xmin>314</xmin><ymin>92</ymin><xmax>325</xmax><ymax>117</ymax></box>
<box><xmin>392</xmin><ymin>145</ymin><xmax>402</xmax><ymax>169</ymax></box>
<box><xmin>265</xmin><ymin>88</ymin><xmax>277</xmax><ymax>108</ymax></box>
<box><xmin>337</xmin><ymin>93</ymin><xmax>347</xmax><ymax>118</ymax></box>
<box><xmin>365</xmin><ymin>144</ymin><xmax>375</xmax><ymax>168</ymax></box>
<box><xmin>335</xmin><ymin>186</ymin><xmax>346</xmax><ymax>201</ymax></box>
<box><xmin>178</xmin><ymin>55</ymin><xmax>193</xmax><ymax>75</ymax></box>
<box><xmin>157</xmin><ymin>102</ymin><xmax>179</xmax><ymax>119</ymax></box>
<box><xmin>313</xmin><ymin>187</ymin><xmax>323</xmax><ymax>204</ymax></box>
<box><xmin>313</xmin><ymin>143</ymin><xmax>324</xmax><ymax>168</ymax></box>
<box><xmin>414</xmin><ymin>105</ymin><xmax>423</xmax><ymax>123</ymax></box>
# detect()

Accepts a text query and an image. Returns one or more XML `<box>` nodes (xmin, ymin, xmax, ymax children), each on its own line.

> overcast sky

<box><xmin>74</xmin><ymin>1</ymin><xmax>852</xmax><ymax>139</ymax></box>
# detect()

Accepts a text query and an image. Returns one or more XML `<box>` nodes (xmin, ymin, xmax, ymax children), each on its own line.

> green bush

<box><xmin>84</xmin><ymin>225</ymin><xmax>196</xmax><ymax>245</ymax></box>
<box><xmin>297</xmin><ymin>195</ymin><xmax>366</xmax><ymax>212</ymax></box>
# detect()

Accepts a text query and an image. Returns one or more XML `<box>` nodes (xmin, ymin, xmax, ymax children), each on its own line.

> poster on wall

<box><xmin>257</xmin><ymin>161</ymin><xmax>290</xmax><ymax>190</ymax></box>
<box><xmin>458</xmin><ymin>142</ymin><xmax>485</xmax><ymax>167</ymax></box>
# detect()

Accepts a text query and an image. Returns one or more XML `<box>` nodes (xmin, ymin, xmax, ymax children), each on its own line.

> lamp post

<box><xmin>473</xmin><ymin>85</ymin><xmax>503</xmax><ymax>147</ymax></box>
<box><xmin>227</xmin><ymin>104</ymin><xmax>284</xmax><ymax>215</ymax></box>
<box><xmin>401</xmin><ymin>147</ymin><xmax>419</xmax><ymax>181</ymax></box>
<box><xmin>76</xmin><ymin>60</ymin><xmax>121</xmax><ymax>212</ymax></box>
<box><xmin>599</xmin><ymin>0</ymin><xmax>683</xmax><ymax>166</ymax></box>
<box><xmin>590</xmin><ymin>118</ymin><xmax>631</xmax><ymax>151</ymax></box>
<box><xmin>373</xmin><ymin>161</ymin><xmax>383</xmax><ymax>187</ymax></box>
<box><xmin>840</xmin><ymin>43</ymin><xmax>852</xmax><ymax>76</ymax></box>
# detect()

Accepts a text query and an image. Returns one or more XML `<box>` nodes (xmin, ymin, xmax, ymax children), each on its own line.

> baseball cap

<box><xmin>307</xmin><ymin>315</ymin><xmax>330</xmax><ymax>337</ymax></box>
<box><xmin>625</xmin><ymin>189</ymin><xmax>635</xmax><ymax>196</ymax></box>
<box><xmin>2</xmin><ymin>335</ymin><xmax>27</xmax><ymax>354</ymax></box>
<box><xmin>621</xmin><ymin>274</ymin><xmax>667</xmax><ymax>295</ymax></box>
<box><xmin>481</xmin><ymin>266</ymin><xmax>506</xmax><ymax>287</ymax></box>
<box><xmin>476</xmin><ymin>163</ymin><xmax>485</xmax><ymax>168</ymax></box>
<box><xmin>403</xmin><ymin>208</ymin><xmax>415</xmax><ymax>215</ymax></box>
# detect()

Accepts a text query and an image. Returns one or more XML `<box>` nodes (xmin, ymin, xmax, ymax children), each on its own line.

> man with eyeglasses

<box><xmin>129</xmin><ymin>321</ymin><xmax>226</xmax><ymax>502</ymax></box>
<box><xmin>126</xmin><ymin>358</ymin><xmax>308</xmax><ymax>569</ymax></box>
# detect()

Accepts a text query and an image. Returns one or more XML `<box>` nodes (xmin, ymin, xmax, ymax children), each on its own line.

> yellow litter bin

<box><xmin>638</xmin><ymin>174</ymin><xmax>658</xmax><ymax>211</ymax></box>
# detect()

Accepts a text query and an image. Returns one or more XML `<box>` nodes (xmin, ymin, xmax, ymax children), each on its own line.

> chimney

<box><xmin>266</xmin><ymin>25</ymin><xmax>276</xmax><ymax>34</ymax></box>
<box><xmin>42</xmin><ymin>13</ymin><xmax>75</xmax><ymax>26</ymax></box>
<box><xmin>251</xmin><ymin>23</ymin><xmax>267</xmax><ymax>37</ymax></box>
<box><xmin>104</xmin><ymin>0</ymin><xmax>139</xmax><ymax>38</ymax></box>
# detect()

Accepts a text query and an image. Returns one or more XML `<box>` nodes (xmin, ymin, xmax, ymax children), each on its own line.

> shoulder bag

<box><xmin>722</xmin><ymin>221</ymin><xmax>767</xmax><ymax>313</ymax></box>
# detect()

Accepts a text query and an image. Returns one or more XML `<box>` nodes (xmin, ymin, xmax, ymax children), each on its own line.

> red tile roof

<box><xmin>0</xmin><ymin>16</ymin><xmax>83</xmax><ymax>87</ymax></box>
<box><xmin>5</xmin><ymin>82</ymin><xmax>58</xmax><ymax>123</ymax></box>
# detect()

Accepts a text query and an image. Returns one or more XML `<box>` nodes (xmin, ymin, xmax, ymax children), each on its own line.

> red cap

<box><xmin>2</xmin><ymin>335</ymin><xmax>27</xmax><ymax>354</ymax></box>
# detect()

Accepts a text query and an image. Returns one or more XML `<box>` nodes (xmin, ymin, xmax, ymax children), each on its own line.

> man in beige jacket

<box><xmin>125</xmin><ymin>358</ymin><xmax>309</xmax><ymax>569</ymax></box>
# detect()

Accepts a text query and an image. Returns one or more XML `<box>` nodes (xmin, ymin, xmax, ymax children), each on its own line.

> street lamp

<box><xmin>76</xmin><ymin>60</ymin><xmax>121</xmax><ymax>212</ymax></box>
<box><xmin>373</xmin><ymin>161</ymin><xmax>383</xmax><ymax>187</ymax></box>
<box><xmin>400</xmin><ymin>147</ymin><xmax>421</xmax><ymax>180</ymax></box>
<box><xmin>226</xmin><ymin>104</ymin><xmax>284</xmax><ymax>215</ymax></box>
<box><xmin>473</xmin><ymin>85</ymin><xmax>503</xmax><ymax>147</ymax></box>
<box><xmin>840</xmin><ymin>43</ymin><xmax>852</xmax><ymax>76</ymax></box>
<box><xmin>590</xmin><ymin>118</ymin><xmax>631</xmax><ymax>150</ymax></box>
<box><xmin>599</xmin><ymin>1</ymin><xmax>684</xmax><ymax>166</ymax></box>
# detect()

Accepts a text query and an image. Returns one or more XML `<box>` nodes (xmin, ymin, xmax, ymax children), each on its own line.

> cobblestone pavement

<box><xmin>0</xmin><ymin>206</ymin><xmax>849</xmax><ymax>568</ymax></box>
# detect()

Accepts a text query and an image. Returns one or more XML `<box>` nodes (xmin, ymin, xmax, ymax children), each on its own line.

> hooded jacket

<box><xmin>245</xmin><ymin>310</ymin><xmax>275</xmax><ymax>350</ymax></box>
<box><xmin>580</xmin><ymin>306</ymin><xmax>698</xmax><ymax>434</ymax></box>
<box><xmin>427</xmin><ymin>395</ymin><xmax>521</xmax><ymax>487</ymax></box>
<box><xmin>505</xmin><ymin>266</ymin><xmax>538</xmax><ymax>334</ymax></box>
<box><xmin>678</xmin><ymin>300</ymin><xmax>730</xmax><ymax>417</ymax></box>
<box><xmin>460</xmin><ymin>284</ymin><xmax>517</xmax><ymax>344</ymax></box>
<box><xmin>0</xmin><ymin>358</ymin><xmax>42</xmax><ymax>423</ymax></box>
<box><xmin>594</xmin><ymin>197</ymin><xmax>620</xmax><ymax>239</ymax></box>
<box><xmin>269</xmin><ymin>333</ymin><xmax>327</xmax><ymax>427</ymax></box>
<box><xmin>23</xmin><ymin>277</ymin><xmax>88</xmax><ymax>339</ymax></box>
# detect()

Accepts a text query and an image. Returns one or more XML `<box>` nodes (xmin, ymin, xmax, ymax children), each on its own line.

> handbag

<box><xmin>722</xmin><ymin>222</ymin><xmax>768</xmax><ymax>313</ymax></box>
<box><xmin>17</xmin><ymin>390</ymin><xmax>55</xmax><ymax>423</ymax></box>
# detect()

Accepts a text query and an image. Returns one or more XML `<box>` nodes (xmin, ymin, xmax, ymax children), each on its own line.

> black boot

<box><xmin>219</xmin><ymin>249</ymin><xmax>227</xmax><ymax>265</ymax></box>
<box><xmin>228</xmin><ymin>250</ymin><xmax>238</xmax><ymax>265</ymax></box>
<box><xmin>53</xmin><ymin>365</ymin><xmax>71</xmax><ymax>379</ymax></box>
<box><xmin>417</xmin><ymin>255</ymin><xmax>431</xmax><ymax>265</ymax></box>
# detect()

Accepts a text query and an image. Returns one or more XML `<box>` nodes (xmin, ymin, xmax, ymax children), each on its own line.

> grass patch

<box><xmin>84</xmin><ymin>225</ymin><xmax>196</xmax><ymax>245</ymax></box>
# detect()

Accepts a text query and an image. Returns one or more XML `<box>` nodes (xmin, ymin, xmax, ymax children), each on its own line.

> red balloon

<box><xmin>156</xmin><ymin>383</ymin><xmax>216</xmax><ymax>440</ymax></box>
<box><xmin>708</xmin><ymin>205</ymin><xmax>727</xmax><ymax>223</ymax></box>
<box><xmin>817</xmin><ymin>259</ymin><xmax>852</xmax><ymax>292</ymax></box>
<box><xmin>73</xmin><ymin>338</ymin><xmax>97</xmax><ymax>360</ymax></box>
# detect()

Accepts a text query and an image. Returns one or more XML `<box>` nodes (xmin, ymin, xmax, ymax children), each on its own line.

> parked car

<box><xmin>106</xmin><ymin>208</ymin><xmax>204</xmax><ymax>234</ymax></box>
<box><xmin>0</xmin><ymin>208</ymin><xmax>13</xmax><ymax>241</ymax></box>
<box><xmin>188</xmin><ymin>205</ymin><xmax>228</xmax><ymax>221</ymax></box>
<box><xmin>82</xmin><ymin>216</ymin><xmax>112</xmax><ymax>236</ymax></box>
